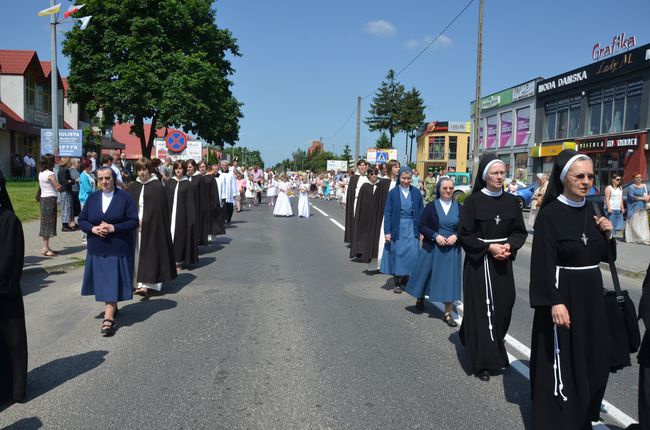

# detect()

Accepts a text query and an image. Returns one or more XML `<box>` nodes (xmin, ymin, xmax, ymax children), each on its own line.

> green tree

<box><xmin>399</xmin><ymin>87</ymin><xmax>426</xmax><ymax>163</ymax></box>
<box><xmin>62</xmin><ymin>0</ymin><xmax>243</xmax><ymax>159</ymax></box>
<box><xmin>364</xmin><ymin>69</ymin><xmax>405</xmax><ymax>146</ymax></box>
<box><xmin>291</xmin><ymin>149</ymin><xmax>307</xmax><ymax>171</ymax></box>
<box><xmin>375</xmin><ymin>131</ymin><xmax>391</xmax><ymax>149</ymax></box>
<box><xmin>341</xmin><ymin>144</ymin><xmax>352</xmax><ymax>165</ymax></box>
<box><xmin>305</xmin><ymin>150</ymin><xmax>335</xmax><ymax>172</ymax></box>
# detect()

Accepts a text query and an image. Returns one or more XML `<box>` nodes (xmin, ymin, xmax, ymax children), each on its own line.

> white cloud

<box><xmin>405</xmin><ymin>34</ymin><xmax>453</xmax><ymax>50</ymax></box>
<box><xmin>364</xmin><ymin>20</ymin><xmax>396</xmax><ymax>37</ymax></box>
<box><xmin>405</xmin><ymin>39</ymin><xmax>420</xmax><ymax>50</ymax></box>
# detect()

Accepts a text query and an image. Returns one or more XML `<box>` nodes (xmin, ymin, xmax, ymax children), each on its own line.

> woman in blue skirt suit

<box><xmin>405</xmin><ymin>176</ymin><xmax>462</xmax><ymax>326</ymax></box>
<box><xmin>79</xmin><ymin>167</ymin><xmax>139</xmax><ymax>336</ymax></box>
<box><xmin>380</xmin><ymin>166</ymin><xmax>424</xmax><ymax>293</ymax></box>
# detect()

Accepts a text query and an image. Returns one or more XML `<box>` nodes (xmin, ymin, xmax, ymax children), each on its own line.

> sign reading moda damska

<box><xmin>576</xmin><ymin>134</ymin><xmax>641</xmax><ymax>152</ymax></box>
<box><xmin>40</xmin><ymin>129</ymin><xmax>83</xmax><ymax>157</ymax></box>
<box><xmin>537</xmin><ymin>43</ymin><xmax>650</xmax><ymax>97</ymax></box>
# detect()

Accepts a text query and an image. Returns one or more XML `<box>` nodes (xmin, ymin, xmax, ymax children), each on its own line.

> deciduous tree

<box><xmin>62</xmin><ymin>0</ymin><xmax>243</xmax><ymax>158</ymax></box>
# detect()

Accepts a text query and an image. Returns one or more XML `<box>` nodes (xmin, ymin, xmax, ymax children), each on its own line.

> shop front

<box><xmin>576</xmin><ymin>132</ymin><xmax>647</xmax><ymax>187</ymax></box>
<box><xmin>534</xmin><ymin>40</ymin><xmax>650</xmax><ymax>190</ymax></box>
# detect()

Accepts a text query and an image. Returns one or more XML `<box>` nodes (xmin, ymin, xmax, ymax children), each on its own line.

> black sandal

<box><xmin>415</xmin><ymin>298</ymin><xmax>425</xmax><ymax>312</ymax></box>
<box><xmin>101</xmin><ymin>319</ymin><xmax>115</xmax><ymax>337</ymax></box>
<box><xmin>443</xmin><ymin>313</ymin><xmax>458</xmax><ymax>327</ymax></box>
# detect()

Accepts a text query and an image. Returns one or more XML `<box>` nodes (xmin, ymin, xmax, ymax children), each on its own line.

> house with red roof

<box><xmin>0</xmin><ymin>49</ymin><xmax>65</xmax><ymax>174</ymax></box>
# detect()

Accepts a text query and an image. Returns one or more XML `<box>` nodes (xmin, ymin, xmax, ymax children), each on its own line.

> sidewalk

<box><xmin>21</xmin><ymin>216</ymin><xmax>88</xmax><ymax>275</ymax></box>
<box><xmin>19</xmin><ymin>213</ymin><xmax>650</xmax><ymax>278</ymax></box>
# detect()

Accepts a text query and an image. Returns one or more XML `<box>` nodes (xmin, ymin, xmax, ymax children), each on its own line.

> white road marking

<box><xmin>322</xmin><ymin>199</ymin><xmax>637</xmax><ymax>427</ymax></box>
<box><xmin>427</xmin><ymin>301</ymin><xmax>636</xmax><ymax>428</ymax></box>
<box><xmin>311</xmin><ymin>204</ymin><xmax>329</xmax><ymax>217</ymax></box>
<box><xmin>330</xmin><ymin>218</ymin><xmax>345</xmax><ymax>230</ymax></box>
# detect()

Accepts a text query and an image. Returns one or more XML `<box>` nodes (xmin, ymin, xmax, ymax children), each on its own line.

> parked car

<box><xmin>446</xmin><ymin>172</ymin><xmax>472</xmax><ymax>200</ymax></box>
<box><xmin>510</xmin><ymin>182</ymin><xmax>538</xmax><ymax>209</ymax></box>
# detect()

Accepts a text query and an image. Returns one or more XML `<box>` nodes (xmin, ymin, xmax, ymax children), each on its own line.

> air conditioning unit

<box><xmin>0</xmin><ymin>117</ymin><xmax>6</xmax><ymax>129</ymax></box>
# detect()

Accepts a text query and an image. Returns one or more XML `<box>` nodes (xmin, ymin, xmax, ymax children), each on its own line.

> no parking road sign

<box><xmin>166</xmin><ymin>130</ymin><xmax>189</xmax><ymax>153</ymax></box>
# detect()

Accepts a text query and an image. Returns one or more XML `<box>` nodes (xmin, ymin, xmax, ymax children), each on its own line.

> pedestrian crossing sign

<box><xmin>376</xmin><ymin>151</ymin><xmax>388</xmax><ymax>163</ymax></box>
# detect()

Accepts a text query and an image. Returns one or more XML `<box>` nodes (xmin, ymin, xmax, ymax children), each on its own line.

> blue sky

<box><xmin>3</xmin><ymin>1</ymin><xmax>650</xmax><ymax>166</ymax></box>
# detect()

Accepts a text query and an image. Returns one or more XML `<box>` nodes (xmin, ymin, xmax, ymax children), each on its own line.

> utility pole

<box><xmin>355</xmin><ymin>96</ymin><xmax>361</xmax><ymax>163</ymax></box>
<box><xmin>50</xmin><ymin>0</ymin><xmax>59</xmax><ymax>158</ymax></box>
<box><xmin>471</xmin><ymin>0</ymin><xmax>484</xmax><ymax>185</ymax></box>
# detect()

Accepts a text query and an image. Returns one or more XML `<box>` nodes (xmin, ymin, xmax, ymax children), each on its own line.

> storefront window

<box><xmin>602</xmin><ymin>88</ymin><xmax>614</xmax><ymax>133</ymax></box>
<box><xmin>499</xmin><ymin>111</ymin><xmax>512</xmax><ymax>148</ymax></box>
<box><xmin>428</xmin><ymin>136</ymin><xmax>445</xmax><ymax>159</ymax></box>
<box><xmin>448</xmin><ymin>136</ymin><xmax>457</xmax><ymax>159</ymax></box>
<box><xmin>612</xmin><ymin>85</ymin><xmax>626</xmax><ymax>133</ymax></box>
<box><xmin>544</xmin><ymin>101</ymin><xmax>556</xmax><ymax>141</ymax></box>
<box><xmin>557</xmin><ymin>107</ymin><xmax>568</xmax><ymax>139</ymax></box>
<box><xmin>514</xmin><ymin>152</ymin><xmax>527</xmax><ymax>180</ymax></box>
<box><xmin>625</xmin><ymin>81</ymin><xmax>642</xmax><ymax>131</ymax></box>
<box><xmin>515</xmin><ymin>106</ymin><xmax>530</xmax><ymax>146</ymax></box>
<box><xmin>569</xmin><ymin>98</ymin><xmax>581</xmax><ymax>137</ymax></box>
<box><xmin>588</xmin><ymin>90</ymin><xmax>602</xmax><ymax>135</ymax></box>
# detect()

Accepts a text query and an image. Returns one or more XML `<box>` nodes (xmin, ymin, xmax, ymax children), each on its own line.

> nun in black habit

<box><xmin>129</xmin><ymin>158</ymin><xmax>177</xmax><ymax>296</ymax></box>
<box><xmin>529</xmin><ymin>149</ymin><xmax>615</xmax><ymax>430</ymax></box>
<box><xmin>458</xmin><ymin>154</ymin><xmax>527</xmax><ymax>381</ymax></box>
<box><xmin>0</xmin><ymin>170</ymin><xmax>27</xmax><ymax>403</ymax></box>
<box><xmin>166</xmin><ymin>160</ymin><xmax>199</xmax><ymax>269</ymax></box>
<box><xmin>344</xmin><ymin>159</ymin><xmax>369</xmax><ymax>244</ymax></box>
<box><xmin>187</xmin><ymin>160</ymin><xmax>209</xmax><ymax>246</ymax></box>
<box><xmin>350</xmin><ymin>168</ymin><xmax>384</xmax><ymax>262</ymax></box>
<box><xmin>205</xmin><ymin>165</ymin><xmax>225</xmax><ymax>239</ymax></box>
<box><xmin>635</xmin><ymin>261</ymin><xmax>650</xmax><ymax>430</ymax></box>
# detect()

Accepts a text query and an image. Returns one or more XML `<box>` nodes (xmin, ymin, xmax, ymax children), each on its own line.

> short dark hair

<box><xmin>40</xmin><ymin>154</ymin><xmax>55</xmax><ymax>171</ymax></box>
<box><xmin>134</xmin><ymin>157</ymin><xmax>154</xmax><ymax>174</ymax></box>
<box><xmin>101</xmin><ymin>154</ymin><xmax>113</xmax><ymax>165</ymax></box>
<box><xmin>173</xmin><ymin>160</ymin><xmax>187</xmax><ymax>175</ymax></box>
<box><xmin>357</xmin><ymin>159</ymin><xmax>368</xmax><ymax>167</ymax></box>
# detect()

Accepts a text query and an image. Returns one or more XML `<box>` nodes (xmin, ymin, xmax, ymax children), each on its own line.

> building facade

<box><xmin>533</xmin><ymin>42</ymin><xmax>650</xmax><ymax>187</ymax></box>
<box><xmin>415</xmin><ymin>121</ymin><xmax>470</xmax><ymax>174</ymax></box>
<box><xmin>470</xmin><ymin>79</ymin><xmax>540</xmax><ymax>181</ymax></box>
<box><xmin>0</xmin><ymin>50</ymin><xmax>64</xmax><ymax>175</ymax></box>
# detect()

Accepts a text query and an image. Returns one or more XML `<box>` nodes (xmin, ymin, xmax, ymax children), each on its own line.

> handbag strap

<box><xmin>592</xmin><ymin>201</ymin><xmax>624</xmax><ymax>300</ymax></box>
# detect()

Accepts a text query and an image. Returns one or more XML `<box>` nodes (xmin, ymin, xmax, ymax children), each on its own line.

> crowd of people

<box><xmin>343</xmin><ymin>151</ymin><xmax>650</xmax><ymax>429</ymax></box>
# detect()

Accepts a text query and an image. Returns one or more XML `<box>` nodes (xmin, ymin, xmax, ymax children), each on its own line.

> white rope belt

<box><xmin>478</xmin><ymin>237</ymin><xmax>508</xmax><ymax>342</ymax></box>
<box><xmin>552</xmin><ymin>264</ymin><xmax>599</xmax><ymax>402</ymax></box>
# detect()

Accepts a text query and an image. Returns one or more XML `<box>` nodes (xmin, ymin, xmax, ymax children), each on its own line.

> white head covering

<box><xmin>481</xmin><ymin>159</ymin><xmax>506</xmax><ymax>181</ymax></box>
<box><xmin>559</xmin><ymin>154</ymin><xmax>590</xmax><ymax>182</ymax></box>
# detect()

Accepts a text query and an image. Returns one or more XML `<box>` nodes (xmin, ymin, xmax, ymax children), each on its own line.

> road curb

<box><xmin>23</xmin><ymin>259</ymin><xmax>86</xmax><ymax>276</ymax></box>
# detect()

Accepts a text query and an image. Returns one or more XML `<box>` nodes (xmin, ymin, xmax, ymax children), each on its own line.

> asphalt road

<box><xmin>0</xmin><ymin>197</ymin><xmax>646</xmax><ymax>429</ymax></box>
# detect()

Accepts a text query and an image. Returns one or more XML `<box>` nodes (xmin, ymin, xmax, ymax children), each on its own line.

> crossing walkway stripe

<box><xmin>311</xmin><ymin>200</ymin><xmax>637</xmax><ymax>428</ymax></box>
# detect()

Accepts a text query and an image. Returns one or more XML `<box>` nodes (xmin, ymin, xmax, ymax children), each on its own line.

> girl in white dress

<box><xmin>244</xmin><ymin>174</ymin><xmax>256</xmax><ymax>208</ymax></box>
<box><xmin>298</xmin><ymin>178</ymin><xmax>310</xmax><ymax>218</ymax></box>
<box><xmin>273</xmin><ymin>176</ymin><xmax>293</xmax><ymax>217</ymax></box>
<box><xmin>266</xmin><ymin>173</ymin><xmax>278</xmax><ymax>206</ymax></box>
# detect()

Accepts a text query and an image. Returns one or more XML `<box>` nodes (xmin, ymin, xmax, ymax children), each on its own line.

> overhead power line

<box><xmin>322</xmin><ymin>0</ymin><xmax>476</xmax><ymax>140</ymax></box>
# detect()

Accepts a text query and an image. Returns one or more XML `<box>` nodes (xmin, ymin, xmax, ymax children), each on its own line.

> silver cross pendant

<box><xmin>581</xmin><ymin>233</ymin><xmax>588</xmax><ymax>245</ymax></box>
<box><xmin>495</xmin><ymin>214</ymin><xmax>501</xmax><ymax>225</ymax></box>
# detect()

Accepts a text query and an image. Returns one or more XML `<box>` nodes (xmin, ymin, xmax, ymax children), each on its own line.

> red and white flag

<box><xmin>64</xmin><ymin>4</ymin><xmax>85</xmax><ymax>18</ymax></box>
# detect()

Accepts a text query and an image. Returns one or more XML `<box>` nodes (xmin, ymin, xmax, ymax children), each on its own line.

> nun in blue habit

<box><xmin>380</xmin><ymin>166</ymin><xmax>424</xmax><ymax>293</ymax></box>
<box><xmin>405</xmin><ymin>176</ymin><xmax>462</xmax><ymax>326</ymax></box>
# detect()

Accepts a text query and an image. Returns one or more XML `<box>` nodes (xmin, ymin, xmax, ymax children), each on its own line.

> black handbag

<box><xmin>593</xmin><ymin>202</ymin><xmax>641</xmax><ymax>372</ymax></box>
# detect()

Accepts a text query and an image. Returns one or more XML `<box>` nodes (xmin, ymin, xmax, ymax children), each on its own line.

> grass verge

<box><xmin>6</xmin><ymin>182</ymin><xmax>41</xmax><ymax>222</ymax></box>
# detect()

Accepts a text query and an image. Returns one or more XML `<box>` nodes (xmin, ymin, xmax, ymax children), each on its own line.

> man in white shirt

<box><xmin>216</xmin><ymin>160</ymin><xmax>238</xmax><ymax>223</ymax></box>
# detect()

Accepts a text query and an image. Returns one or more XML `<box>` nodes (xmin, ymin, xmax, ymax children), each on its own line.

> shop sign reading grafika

<box><xmin>592</xmin><ymin>33</ymin><xmax>636</xmax><ymax>61</ymax></box>
<box><xmin>576</xmin><ymin>134</ymin><xmax>640</xmax><ymax>152</ymax></box>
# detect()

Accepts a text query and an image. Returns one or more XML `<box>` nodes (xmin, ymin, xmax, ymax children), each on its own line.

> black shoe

<box><xmin>62</xmin><ymin>226</ymin><xmax>72</xmax><ymax>232</ymax></box>
<box><xmin>393</xmin><ymin>285</ymin><xmax>402</xmax><ymax>294</ymax></box>
<box><xmin>477</xmin><ymin>370</ymin><xmax>490</xmax><ymax>381</ymax></box>
<box><xmin>443</xmin><ymin>313</ymin><xmax>458</xmax><ymax>327</ymax></box>
<box><xmin>415</xmin><ymin>298</ymin><xmax>425</xmax><ymax>312</ymax></box>
<box><xmin>101</xmin><ymin>319</ymin><xmax>115</xmax><ymax>337</ymax></box>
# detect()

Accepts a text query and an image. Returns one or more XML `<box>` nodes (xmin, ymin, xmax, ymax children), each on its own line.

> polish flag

<box><xmin>64</xmin><ymin>4</ymin><xmax>85</xmax><ymax>18</ymax></box>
